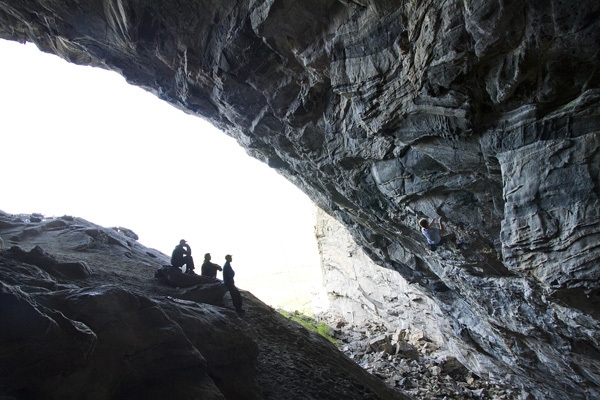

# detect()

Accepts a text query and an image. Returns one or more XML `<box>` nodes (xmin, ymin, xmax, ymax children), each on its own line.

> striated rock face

<box><xmin>0</xmin><ymin>211</ymin><xmax>406</xmax><ymax>399</ymax></box>
<box><xmin>314</xmin><ymin>207</ymin><xmax>453</xmax><ymax>346</ymax></box>
<box><xmin>1</xmin><ymin>1</ymin><xmax>599</xmax><ymax>398</ymax></box>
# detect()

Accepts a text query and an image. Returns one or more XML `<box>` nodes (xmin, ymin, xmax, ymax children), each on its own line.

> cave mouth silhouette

<box><xmin>0</xmin><ymin>39</ymin><xmax>323</xmax><ymax>312</ymax></box>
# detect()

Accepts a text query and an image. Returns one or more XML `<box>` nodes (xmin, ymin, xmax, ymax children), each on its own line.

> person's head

<box><xmin>419</xmin><ymin>218</ymin><xmax>429</xmax><ymax>229</ymax></box>
<box><xmin>179</xmin><ymin>239</ymin><xmax>187</xmax><ymax>245</ymax></box>
<box><xmin>204</xmin><ymin>253</ymin><xmax>211</xmax><ymax>261</ymax></box>
<box><xmin>225</xmin><ymin>254</ymin><xmax>232</xmax><ymax>262</ymax></box>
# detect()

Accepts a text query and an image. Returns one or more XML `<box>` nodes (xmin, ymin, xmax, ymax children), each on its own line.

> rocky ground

<box><xmin>316</xmin><ymin>316</ymin><xmax>531</xmax><ymax>400</ymax></box>
<box><xmin>0</xmin><ymin>211</ymin><xmax>406</xmax><ymax>400</ymax></box>
<box><xmin>0</xmin><ymin>212</ymin><xmax>530</xmax><ymax>400</ymax></box>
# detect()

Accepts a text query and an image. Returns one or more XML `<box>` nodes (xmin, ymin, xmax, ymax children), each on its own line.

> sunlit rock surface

<box><xmin>315</xmin><ymin>208</ymin><xmax>452</xmax><ymax>345</ymax></box>
<box><xmin>1</xmin><ymin>1</ymin><xmax>600</xmax><ymax>399</ymax></box>
<box><xmin>0</xmin><ymin>211</ymin><xmax>406</xmax><ymax>399</ymax></box>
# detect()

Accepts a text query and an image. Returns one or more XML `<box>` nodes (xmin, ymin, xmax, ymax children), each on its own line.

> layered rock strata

<box><xmin>314</xmin><ymin>208</ymin><xmax>531</xmax><ymax>398</ymax></box>
<box><xmin>1</xmin><ymin>1</ymin><xmax>599</xmax><ymax>399</ymax></box>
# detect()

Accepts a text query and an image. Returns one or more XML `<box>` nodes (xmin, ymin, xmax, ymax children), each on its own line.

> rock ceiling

<box><xmin>1</xmin><ymin>1</ymin><xmax>599</xmax><ymax>398</ymax></box>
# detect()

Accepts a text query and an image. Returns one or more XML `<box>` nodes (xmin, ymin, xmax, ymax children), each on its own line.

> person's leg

<box><xmin>184</xmin><ymin>256</ymin><xmax>195</xmax><ymax>273</ymax></box>
<box><xmin>228</xmin><ymin>283</ymin><xmax>244</xmax><ymax>312</ymax></box>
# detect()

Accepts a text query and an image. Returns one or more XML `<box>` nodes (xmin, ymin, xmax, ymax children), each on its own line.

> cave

<box><xmin>1</xmin><ymin>1</ymin><xmax>599</xmax><ymax>399</ymax></box>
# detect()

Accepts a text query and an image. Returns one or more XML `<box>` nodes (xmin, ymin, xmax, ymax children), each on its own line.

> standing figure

<box><xmin>223</xmin><ymin>254</ymin><xmax>244</xmax><ymax>314</ymax></box>
<box><xmin>201</xmin><ymin>253</ymin><xmax>222</xmax><ymax>278</ymax></box>
<box><xmin>171</xmin><ymin>239</ymin><xmax>195</xmax><ymax>274</ymax></box>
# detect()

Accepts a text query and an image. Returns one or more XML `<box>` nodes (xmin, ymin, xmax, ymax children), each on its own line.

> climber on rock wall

<box><xmin>419</xmin><ymin>216</ymin><xmax>459</xmax><ymax>251</ymax></box>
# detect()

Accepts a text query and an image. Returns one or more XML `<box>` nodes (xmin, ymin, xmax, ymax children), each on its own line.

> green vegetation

<box><xmin>279</xmin><ymin>310</ymin><xmax>339</xmax><ymax>346</ymax></box>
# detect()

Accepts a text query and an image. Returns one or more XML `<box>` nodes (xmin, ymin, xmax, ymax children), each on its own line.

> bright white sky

<box><xmin>0</xmin><ymin>39</ymin><xmax>323</xmax><ymax>308</ymax></box>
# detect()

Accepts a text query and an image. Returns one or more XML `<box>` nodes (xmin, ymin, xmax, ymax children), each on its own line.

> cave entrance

<box><xmin>0</xmin><ymin>39</ymin><xmax>323</xmax><ymax>313</ymax></box>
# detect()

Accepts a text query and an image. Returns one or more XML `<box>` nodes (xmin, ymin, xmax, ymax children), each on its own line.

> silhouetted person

<box><xmin>223</xmin><ymin>254</ymin><xmax>244</xmax><ymax>314</ymax></box>
<box><xmin>171</xmin><ymin>239</ymin><xmax>195</xmax><ymax>274</ymax></box>
<box><xmin>201</xmin><ymin>253</ymin><xmax>222</xmax><ymax>278</ymax></box>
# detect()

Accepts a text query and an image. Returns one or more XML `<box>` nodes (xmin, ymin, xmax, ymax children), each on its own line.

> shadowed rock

<box><xmin>0</xmin><ymin>1</ymin><xmax>599</xmax><ymax>398</ymax></box>
<box><xmin>0</xmin><ymin>211</ymin><xmax>407</xmax><ymax>399</ymax></box>
<box><xmin>6</xmin><ymin>245</ymin><xmax>92</xmax><ymax>279</ymax></box>
<box><xmin>155</xmin><ymin>266</ymin><xmax>229</xmax><ymax>304</ymax></box>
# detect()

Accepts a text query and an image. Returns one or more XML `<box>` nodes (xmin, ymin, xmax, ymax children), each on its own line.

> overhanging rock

<box><xmin>1</xmin><ymin>1</ymin><xmax>599</xmax><ymax>399</ymax></box>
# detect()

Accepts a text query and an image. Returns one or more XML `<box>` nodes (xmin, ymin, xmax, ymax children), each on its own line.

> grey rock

<box><xmin>154</xmin><ymin>267</ymin><xmax>229</xmax><ymax>304</ymax></box>
<box><xmin>394</xmin><ymin>341</ymin><xmax>420</xmax><ymax>360</ymax></box>
<box><xmin>368</xmin><ymin>334</ymin><xmax>392</xmax><ymax>354</ymax></box>
<box><xmin>1</xmin><ymin>1</ymin><xmax>600</xmax><ymax>398</ymax></box>
<box><xmin>0</xmin><ymin>211</ymin><xmax>407</xmax><ymax>400</ymax></box>
<box><xmin>4</xmin><ymin>245</ymin><xmax>92</xmax><ymax>279</ymax></box>
<box><xmin>112</xmin><ymin>226</ymin><xmax>139</xmax><ymax>240</ymax></box>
